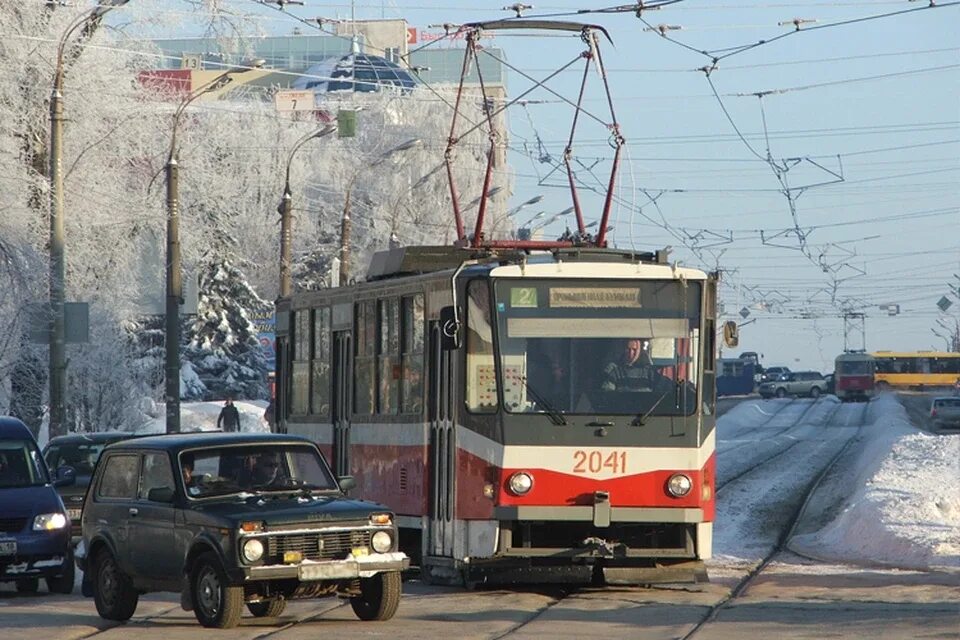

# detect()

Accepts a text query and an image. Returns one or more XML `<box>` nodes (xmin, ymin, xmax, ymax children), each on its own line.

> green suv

<box><xmin>76</xmin><ymin>432</ymin><xmax>409</xmax><ymax>628</ymax></box>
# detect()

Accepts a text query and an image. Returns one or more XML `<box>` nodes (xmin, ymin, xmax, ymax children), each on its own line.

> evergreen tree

<box><xmin>184</xmin><ymin>259</ymin><xmax>269</xmax><ymax>401</ymax></box>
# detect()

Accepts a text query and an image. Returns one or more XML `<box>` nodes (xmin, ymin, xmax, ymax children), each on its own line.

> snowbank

<box><xmin>135</xmin><ymin>399</ymin><xmax>271</xmax><ymax>435</ymax></box>
<box><xmin>35</xmin><ymin>400</ymin><xmax>270</xmax><ymax>448</ymax></box>
<box><xmin>790</xmin><ymin>393</ymin><xmax>960</xmax><ymax>572</ymax></box>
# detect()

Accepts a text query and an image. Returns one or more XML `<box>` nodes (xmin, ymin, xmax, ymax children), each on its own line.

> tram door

<box><xmin>331</xmin><ymin>331</ymin><xmax>353</xmax><ymax>476</ymax></box>
<box><xmin>427</xmin><ymin>322</ymin><xmax>456</xmax><ymax>558</ymax></box>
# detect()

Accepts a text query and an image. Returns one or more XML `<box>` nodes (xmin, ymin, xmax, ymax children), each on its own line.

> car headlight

<box><xmin>371</xmin><ymin>530</ymin><xmax>393</xmax><ymax>553</ymax></box>
<box><xmin>242</xmin><ymin>537</ymin><xmax>264</xmax><ymax>563</ymax></box>
<box><xmin>33</xmin><ymin>512</ymin><xmax>68</xmax><ymax>531</ymax></box>
<box><xmin>508</xmin><ymin>471</ymin><xmax>534</xmax><ymax>496</ymax></box>
<box><xmin>666</xmin><ymin>473</ymin><xmax>692</xmax><ymax>498</ymax></box>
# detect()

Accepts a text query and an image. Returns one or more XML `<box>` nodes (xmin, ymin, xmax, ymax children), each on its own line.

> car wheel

<box><xmin>16</xmin><ymin>578</ymin><xmax>39</xmax><ymax>594</ymax></box>
<box><xmin>192</xmin><ymin>552</ymin><xmax>243</xmax><ymax>629</ymax></box>
<box><xmin>350</xmin><ymin>571</ymin><xmax>402</xmax><ymax>621</ymax></box>
<box><xmin>775</xmin><ymin>387</ymin><xmax>787</xmax><ymax>398</ymax></box>
<box><xmin>92</xmin><ymin>549</ymin><xmax>138</xmax><ymax>621</ymax></box>
<box><xmin>46</xmin><ymin>548</ymin><xmax>75</xmax><ymax>594</ymax></box>
<box><xmin>247</xmin><ymin>599</ymin><xmax>287</xmax><ymax>618</ymax></box>
<box><xmin>810</xmin><ymin>387</ymin><xmax>821</xmax><ymax>399</ymax></box>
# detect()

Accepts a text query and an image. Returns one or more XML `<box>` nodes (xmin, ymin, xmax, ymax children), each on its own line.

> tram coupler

<box><xmin>592</xmin><ymin>490</ymin><xmax>611</xmax><ymax>527</ymax></box>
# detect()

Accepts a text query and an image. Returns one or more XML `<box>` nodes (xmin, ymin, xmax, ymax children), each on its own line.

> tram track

<box><xmin>679</xmin><ymin>402</ymin><xmax>870</xmax><ymax>640</ymax></box>
<box><xmin>715</xmin><ymin>398</ymin><xmax>840</xmax><ymax>492</ymax></box>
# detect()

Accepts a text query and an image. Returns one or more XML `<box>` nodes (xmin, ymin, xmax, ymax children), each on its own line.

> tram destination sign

<box><xmin>549</xmin><ymin>287</ymin><xmax>642</xmax><ymax>308</ymax></box>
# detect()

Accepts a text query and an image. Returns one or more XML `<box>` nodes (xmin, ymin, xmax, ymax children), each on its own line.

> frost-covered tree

<box><xmin>183</xmin><ymin>260</ymin><xmax>270</xmax><ymax>401</ymax></box>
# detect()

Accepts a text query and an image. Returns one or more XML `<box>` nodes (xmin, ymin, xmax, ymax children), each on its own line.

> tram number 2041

<box><xmin>572</xmin><ymin>450</ymin><xmax>627</xmax><ymax>475</ymax></box>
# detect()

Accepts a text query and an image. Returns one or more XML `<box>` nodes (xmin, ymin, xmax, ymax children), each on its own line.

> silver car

<box><xmin>930</xmin><ymin>397</ymin><xmax>960</xmax><ymax>430</ymax></box>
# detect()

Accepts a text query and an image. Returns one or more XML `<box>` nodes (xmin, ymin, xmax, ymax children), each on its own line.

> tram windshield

<box><xmin>485</xmin><ymin>279</ymin><xmax>702</xmax><ymax>417</ymax></box>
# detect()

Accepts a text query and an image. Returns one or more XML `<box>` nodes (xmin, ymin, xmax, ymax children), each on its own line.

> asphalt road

<box><xmin>1</xmin><ymin>394</ymin><xmax>957</xmax><ymax>639</ymax></box>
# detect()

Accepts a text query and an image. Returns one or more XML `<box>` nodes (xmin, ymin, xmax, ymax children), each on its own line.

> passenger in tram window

<box><xmin>600</xmin><ymin>338</ymin><xmax>671</xmax><ymax>393</ymax></box>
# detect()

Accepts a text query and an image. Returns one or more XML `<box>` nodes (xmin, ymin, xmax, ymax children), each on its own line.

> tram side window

<box><xmin>378</xmin><ymin>298</ymin><xmax>400</xmax><ymax>414</ymax></box>
<box><xmin>466</xmin><ymin>280</ymin><xmax>498</xmax><ymax>413</ymax></box>
<box><xmin>354</xmin><ymin>301</ymin><xmax>376</xmax><ymax>415</ymax></box>
<box><xmin>291</xmin><ymin>310</ymin><xmax>311</xmax><ymax>416</ymax></box>
<box><xmin>311</xmin><ymin>307</ymin><xmax>331</xmax><ymax>416</ymax></box>
<box><xmin>401</xmin><ymin>294</ymin><xmax>424</xmax><ymax>414</ymax></box>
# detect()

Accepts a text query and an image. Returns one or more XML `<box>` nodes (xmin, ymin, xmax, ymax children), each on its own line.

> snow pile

<box><xmin>135</xmin><ymin>400</ymin><xmax>271</xmax><ymax>435</ymax></box>
<box><xmin>790</xmin><ymin>393</ymin><xmax>960</xmax><ymax>572</ymax></box>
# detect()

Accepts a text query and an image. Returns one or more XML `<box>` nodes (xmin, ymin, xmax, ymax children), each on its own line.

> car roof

<box><xmin>104</xmin><ymin>431</ymin><xmax>314</xmax><ymax>453</ymax></box>
<box><xmin>0</xmin><ymin>416</ymin><xmax>35</xmax><ymax>441</ymax></box>
<box><xmin>43</xmin><ymin>431</ymin><xmax>139</xmax><ymax>447</ymax></box>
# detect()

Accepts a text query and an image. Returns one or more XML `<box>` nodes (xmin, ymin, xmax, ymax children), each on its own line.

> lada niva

<box><xmin>76</xmin><ymin>432</ymin><xmax>408</xmax><ymax>628</ymax></box>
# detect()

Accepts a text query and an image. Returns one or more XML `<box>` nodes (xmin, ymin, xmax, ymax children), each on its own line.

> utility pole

<box><xmin>279</xmin><ymin>126</ymin><xmax>336</xmax><ymax>298</ymax></box>
<box><xmin>48</xmin><ymin>0</ymin><xmax>132</xmax><ymax>439</ymax></box>
<box><xmin>164</xmin><ymin>61</ymin><xmax>263</xmax><ymax>433</ymax></box>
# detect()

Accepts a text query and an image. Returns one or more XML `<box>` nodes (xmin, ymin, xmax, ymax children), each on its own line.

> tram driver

<box><xmin>601</xmin><ymin>338</ymin><xmax>671</xmax><ymax>393</ymax></box>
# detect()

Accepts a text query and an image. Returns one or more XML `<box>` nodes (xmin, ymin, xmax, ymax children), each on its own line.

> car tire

<box><xmin>350</xmin><ymin>571</ymin><xmax>402</xmax><ymax>621</ymax></box>
<box><xmin>16</xmin><ymin>578</ymin><xmax>39</xmax><ymax>594</ymax></box>
<box><xmin>775</xmin><ymin>387</ymin><xmax>787</xmax><ymax>398</ymax></box>
<box><xmin>192</xmin><ymin>552</ymin><xmax>243</xmax><ymax>629</ymax></box>
<box><xmin>247</xmin><ymin>599</ymin><xmax>287</xmax><ymax>618</ymax></box>
<box><xmin>92</xmin><ymin>549</ymin><xmax>138</xmax><ymax>621</ymax></box>
<box><xmin>810</xmin><ymin>387</ymin><xmax>821</xmax><ymax>399</ymax></box>
<box><xmin>46</xmin><ymin>548</ymin><xmax>75</xmax><ymax>594</ymax></box>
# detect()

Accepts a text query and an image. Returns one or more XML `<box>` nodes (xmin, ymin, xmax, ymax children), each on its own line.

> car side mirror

<box><xmin>439</xmin><ymin>305</ymin><xmax>460</xmax><ymax>351</ymax></box>
<box><xmin>338</xmin><ymin>475</ymin><xmax>356</xmax><ymax>492</ymax></box>
<box><xmin>53</xmin><ymin>465</ymin><xmax>76</xmax><ymax>488</ymax></box>
<box><xmin>147</xmin><ymin>487</ymin><xmax>175</xmax><ymax>503</ymax></box>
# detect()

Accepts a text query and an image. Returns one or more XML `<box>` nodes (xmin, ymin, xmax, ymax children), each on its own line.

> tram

<box><xmin>274</xmin><ymin>18</ymin><xmax>718</xmax><ymax>585</ymax></box>
<box><xmin>275</xmin><ymin>246</ymin><xmax>718</xmax><ymax>585</ymax></box>
<box><xmin>834</xmin><ymin>351</ymin><xmax>875</xmax><ymax>402</ymax></box>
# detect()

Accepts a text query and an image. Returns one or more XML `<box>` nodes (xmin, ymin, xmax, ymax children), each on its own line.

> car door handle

<box><xmin>128</xmin><ymin>508</ymin><xmax>139</xmax><ymax>517</ymax></box>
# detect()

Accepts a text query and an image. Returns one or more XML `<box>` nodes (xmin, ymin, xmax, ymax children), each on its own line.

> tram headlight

<box><xmin>508</xmin><ymin>472</ymin><xmax>534</xmax><ymax>496</ymax></box>
<box><xmin>242</xmin><ymin>538</ymin><xmax>264</xmax><ymax>563</ymax></box>
<box><xmin>666</xmin><ymin>473</ymin><xmax>693</xmax><ymax>498</ymax></box>
<box><xmin>371</xmin><ymin>530</ymin><xmax>393</xmax><ymax>553</ymax></box>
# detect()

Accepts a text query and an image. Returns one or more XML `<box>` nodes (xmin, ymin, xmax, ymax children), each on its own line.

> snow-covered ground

<box><xmin>716</xmin><ymin>393</ymin><xmax>960</xmax><ymax>573</ymax></box>
<box><xmin>36</xmin><ymin>400</ymin><xmax>270</xmax><ymax>448</ymax></box>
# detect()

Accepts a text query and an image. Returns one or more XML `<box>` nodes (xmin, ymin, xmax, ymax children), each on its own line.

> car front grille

<box><xmin>265</xmin><ymin>529</ymin><xmax>372</xmax><ymax>562</ymax></box>
<box><xmin>0</xmin><ymin>517</ymin><xmax>28</xmax><ymax>534</ymax></box>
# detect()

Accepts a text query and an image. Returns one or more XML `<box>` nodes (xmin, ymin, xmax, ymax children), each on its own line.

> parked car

<box><xmin>0</xmin><ymin>417</ymin><xmax>75</xmax><ymax>594</ymax></box>
<box><xmin>929</xmin><ymin>396</ymin><xmax>960</xmax><ymax>431</ymax></box>
<box><xmin>76</xmin><ymin>431</ymin><xmax>409</xmax><ymax>628</ymax></box>
<box><xmin>758</xmin><ymin>371</ymin><xmax>826</xmax><ymax>399</ymax></box>
<box><xmin>42</xmin><ymin>431</ymin><xmax>138</xmax><ymax>544</ymax></box>
<box><xmin>760</xmin><ymin>365</ymin><xmax>791</xmax><ymax>383</ymax></box>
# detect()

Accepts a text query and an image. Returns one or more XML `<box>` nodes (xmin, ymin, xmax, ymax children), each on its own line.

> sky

<box><xmin>123</xmin><ymin>0</ymin><xmax>959</xmax><ymax>372</ymax></box>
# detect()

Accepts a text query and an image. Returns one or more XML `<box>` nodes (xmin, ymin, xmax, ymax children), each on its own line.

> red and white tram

<box><xmin>275</xmin><ymin>246</ymin><xmax>718</xmax><ymax>585</ymax></box>
<box><xmin>834</xmin><ymin>351</ymin><xmax>875</xmax><ymax>402</ymax></box>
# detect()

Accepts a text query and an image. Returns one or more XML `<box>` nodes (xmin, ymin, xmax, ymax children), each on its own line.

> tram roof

<box><xmin>365</xmin><ymin>245</ymin><xmax>680</xmax><ymax>281</ymax></box>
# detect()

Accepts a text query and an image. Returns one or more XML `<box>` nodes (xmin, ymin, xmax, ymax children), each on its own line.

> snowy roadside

<box><xmin>788</xmin><ymin>393</ymin><xmax>960</xmax><ymax>572</ymax></box>
<box><xmin>36</xmin><ymin>399</ymin><xmax>270</xmax><ymax>448</ymax></box>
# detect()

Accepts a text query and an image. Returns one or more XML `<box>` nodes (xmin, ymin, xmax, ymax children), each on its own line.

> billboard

<box><xmin>250</xmin><ymin>309</ymin><xmax>276</xmax><ymax>372</ymax></box>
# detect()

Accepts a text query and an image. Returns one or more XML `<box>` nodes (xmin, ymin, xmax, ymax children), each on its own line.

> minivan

<box><xmin>0</xmin><ymin>417</ymin><xmax>76</xmax><ymax>593</ymax></box>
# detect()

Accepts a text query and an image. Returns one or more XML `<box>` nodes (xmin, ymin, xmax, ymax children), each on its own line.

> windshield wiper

<box><xmin>631</xmin><ymin>388</ymin><xmax>672</xmax><ymax>426</ymax></box>
<box><xmin>520</xmin><ymin>376</ymin><xmax>567</xmax><ymax>425</ymax></box>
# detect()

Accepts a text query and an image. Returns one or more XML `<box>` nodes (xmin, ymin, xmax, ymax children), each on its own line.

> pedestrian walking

<box><xmin>217</xmin><ymin>397</ymin><xmax>241</xmax><ymax>432</ymax></box>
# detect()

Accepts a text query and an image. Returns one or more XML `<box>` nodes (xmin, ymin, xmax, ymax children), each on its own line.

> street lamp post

<box><xmin>279</xmin><ymin>126</ymin><xmax>336</xmax><ymax>298</ymax></box>
<box><xmin>164</xmin><ymin>62</ymin><xmax>262</xmax><ymax>434</ymax></box>
<box><xmin>48</xmin><ymin>0</ymin><xmax>131</xmax><ymax>439</ymax></box>
<box><xmin>337</xmin><ymin>139</ymin><xmax>422</xmax><ymax>285</ymax></box>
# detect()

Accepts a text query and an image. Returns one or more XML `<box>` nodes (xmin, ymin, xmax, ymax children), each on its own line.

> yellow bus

<box><xmin>871</xmin><ymin>351</ymin><xmax>960</xmax><ymax>389</ymax></box>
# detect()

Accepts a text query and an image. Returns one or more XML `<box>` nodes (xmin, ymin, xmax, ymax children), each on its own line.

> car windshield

<box><xmin>0</xmin><ymin>440</ymin><xmax>48</xmax><ymax>488</ymax></box>
<box><xmin>44</xmin><ymin>442</ymin><xmax>110</xmax><ymax>476</ymax></box>
<box><xmin>180</xmin><ymin>444</ymin><xmax>338</xmax><ymax>498</ymax></box>
<box><xmin>934</xmin><ymin>399</ymin><xmax>960</xmax><ymax>408</ymax></box>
